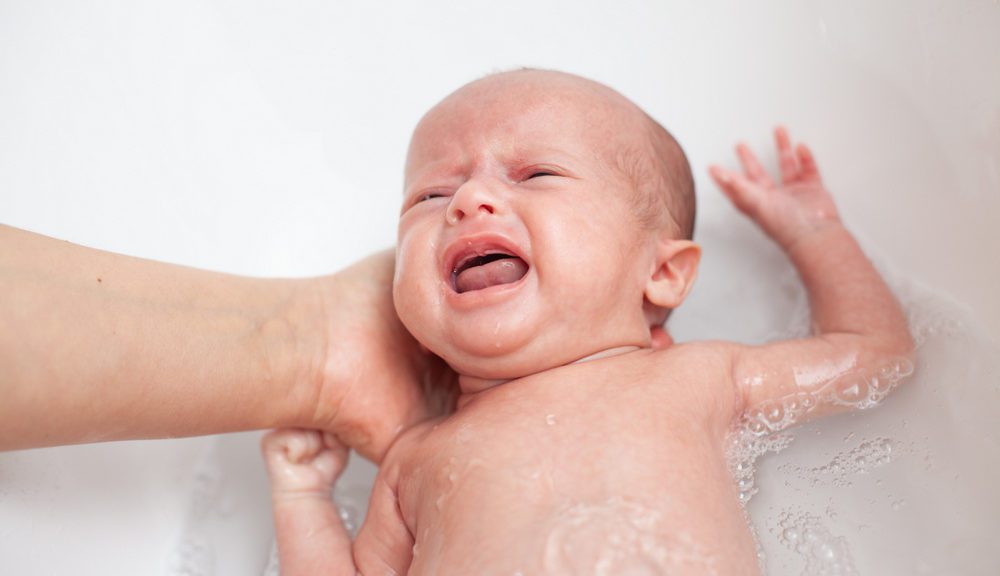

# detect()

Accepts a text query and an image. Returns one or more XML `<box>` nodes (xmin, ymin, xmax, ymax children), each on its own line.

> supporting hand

<box><xmin>307</xmin><ymin>250</ymin><xmax>456</xmax><ymax>462</ymax></box>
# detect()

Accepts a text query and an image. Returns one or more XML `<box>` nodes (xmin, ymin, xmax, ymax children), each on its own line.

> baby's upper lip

<box><xmin>442</xmin><ymin>232</ymin><xmax>530</xmax><ymax>290</ymax></box>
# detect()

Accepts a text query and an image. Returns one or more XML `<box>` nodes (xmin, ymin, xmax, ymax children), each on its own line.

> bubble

<box><xmin>165</xmin><ymin>535</ymin><xmax>212</xmax><ymax>576</ymax></box>
<box><xmin>870</xmin><ymin>374</ymin><xmax>891</xmax><ymax>392</ymax></box>
<box><xmin>546</xmin><ymin>414</ymin><xmax>557</xmax><ymax>426</ymax></box>
<box><xmin>798</xmin><ymin>437</ymin><xmax>898</xmax><ymax>487</ymax></box>
<box><xmin>893</xmin><ymin>357</ymin><xmax>915</xmax><ymax>377</ymax></box>
<box><xmin>765</xmin><ymin>403</ymin><xmax>785</xmax><ymax>423</ymax></box>
<box><xmin>771</xmin><ymin>510</ymin><xmax>858</xmax><ymax>575</ymax></box>
<box><xmin>835</xmin><ymin>378</ymin><xmax>868</xmax><ymax>404</ymax></box>
<box><xmin>726</xmin><ymin>422</ymin><xmax>794</xmax><ymax>506</ymax></box>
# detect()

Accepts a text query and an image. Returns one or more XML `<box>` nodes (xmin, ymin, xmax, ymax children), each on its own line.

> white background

<box><xmin>1</xmin><ymin>1</ymin><xmax>998</xmax><ymax>574</ymax></box>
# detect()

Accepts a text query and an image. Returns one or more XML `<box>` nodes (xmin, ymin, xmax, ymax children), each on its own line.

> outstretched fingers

<box><xmin>775</xmin><ymin>126</ymin><xmax>800</xmax><ymax>184</ymax></box>
<box><xmin>796</xmin><ymin>142</ymin><xmax>821</xmax><ymax>182</ymax></box>
<box><xmin>709</xmin><ymin>165</ymin><xmax>764</xmax><ymax>217</ymax></box>
<box><xmin>735</xmin><ymin>142</ymin><xmax>774</xmax><ymax>187</ymax></box>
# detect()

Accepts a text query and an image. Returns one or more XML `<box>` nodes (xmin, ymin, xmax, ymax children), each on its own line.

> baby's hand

<box><xmin>261</xmin><ymin>428</ymin><xmax>349</xmax><ymax>497</ymax></box>
<box><xmin>709</xmin><ymin>127</ymin><xmax>840</xmax><ymax>250</ymax></box>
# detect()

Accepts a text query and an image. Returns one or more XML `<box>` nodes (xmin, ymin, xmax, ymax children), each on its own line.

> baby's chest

<box><xmin>402</xmin><ymin>386</ymin><xmax>724</xmax><ymax>505</ymax></box>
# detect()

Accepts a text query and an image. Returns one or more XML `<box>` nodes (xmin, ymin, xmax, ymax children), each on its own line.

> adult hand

<box><xmin>305</xmin><ymin>250</ymin><xmax>455</xmax><ymax>462</ymax></box>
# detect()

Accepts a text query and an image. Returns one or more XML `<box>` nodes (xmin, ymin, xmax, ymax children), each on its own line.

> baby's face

<box><xmin>394</xmin><ymin>72</ymin><xmax>659</xmax><ymax>386</ymax></box>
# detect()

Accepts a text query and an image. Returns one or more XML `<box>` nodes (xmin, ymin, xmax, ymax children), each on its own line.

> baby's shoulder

<box><xmin>643</xmin><ymin>339</ymin><xmax>738</xmax><ymax>372</ymax></box>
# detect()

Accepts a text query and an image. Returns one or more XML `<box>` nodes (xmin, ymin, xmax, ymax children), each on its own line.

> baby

<box><xmin>261</xmin><ymin>69</ymin><xmax>913</xmax><ymax>575</ymax></box>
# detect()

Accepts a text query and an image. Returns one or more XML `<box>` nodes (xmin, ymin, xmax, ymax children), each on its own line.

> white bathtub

<box><xmin>1</xmin><ymin>1</ymin><xmax>997</xmax><ymax>574</ymax></box>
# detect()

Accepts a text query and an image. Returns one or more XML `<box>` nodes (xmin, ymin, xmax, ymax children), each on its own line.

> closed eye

<box><xmin>527</xmin><ymin>171</ymin><xmax>556</xmax><ymax>179</ymax></box>
<box><xmin>522</xmin><ymin>165</ymin><xmax>565</xmax><ymax>180</ymax></box>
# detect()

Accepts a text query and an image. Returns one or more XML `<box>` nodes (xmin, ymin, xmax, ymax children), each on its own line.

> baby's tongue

<box><xmin>455</xmin><ymin>257</ymin><xmax>528</xmax><ymax>293</ymax></box>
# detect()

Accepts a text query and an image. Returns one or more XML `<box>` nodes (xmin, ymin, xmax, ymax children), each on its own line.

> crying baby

<box><xmin>260</xmin><ymin>69</ymin><xmax>914</xmax><ymax>575</ymax></box>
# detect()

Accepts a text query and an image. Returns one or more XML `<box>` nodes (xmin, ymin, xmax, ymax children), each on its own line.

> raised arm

<box><xmin>709</xmin><ymin>128</ymin><xmax>914</xmax><ymax>433</ymax></box>
<box><xmin>0</xmin><ymin>225</ymin><xmax>431</xmax><ymax>459</ymax></box>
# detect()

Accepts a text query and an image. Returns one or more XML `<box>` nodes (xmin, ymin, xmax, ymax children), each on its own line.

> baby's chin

<box><xmin>436</xmin><ymin>339</ymin><xmax>577</xmax><ymax>386</ymax></box>
<box><xmin>444</xmin><ymin>350</ymin><xmax>559</xmax><ymax>383</ymax></box>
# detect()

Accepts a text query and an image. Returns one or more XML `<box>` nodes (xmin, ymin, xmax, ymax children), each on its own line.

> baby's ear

<box><xmin>644</xmin><ymin>237</ymin><xmax>701</xmax><ymax>310</ymax></box>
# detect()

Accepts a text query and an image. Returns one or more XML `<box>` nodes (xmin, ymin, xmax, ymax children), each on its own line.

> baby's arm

<box><xmin>709</xmin><ymin>128</ymin><xmax>914</xmax><ymax>431</ymax></box>
<box><xmin>261</xmin><ymin>428</ymin><xmax>416</xmax><ymax>575</ymax></box>
<box><xmin>261</xmin><ymin>429</ymin><xmax>355</xmax><ymax>576</ymax></box>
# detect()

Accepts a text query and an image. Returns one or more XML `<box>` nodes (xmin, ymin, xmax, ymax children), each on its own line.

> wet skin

<box><xmin>383</xmin><ymin>345</ymin><xmax>758</xmax><ymax>575</ymax></box>
<box><xmin>262</xmin><ymin>70</ymin><xmax>912</xmax><ymax>576</ymax></box>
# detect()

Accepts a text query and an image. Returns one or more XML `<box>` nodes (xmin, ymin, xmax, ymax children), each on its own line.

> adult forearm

<box><xmin>0</xmin><ymin>225</ymin><xmax>321</xmax><ymax>450</ymax></box>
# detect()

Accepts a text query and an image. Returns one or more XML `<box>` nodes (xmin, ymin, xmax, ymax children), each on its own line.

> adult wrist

<box><xmin>267</xmin><ymin>276</ymin><xmax>336</xmax><ymax>431</ymax></box>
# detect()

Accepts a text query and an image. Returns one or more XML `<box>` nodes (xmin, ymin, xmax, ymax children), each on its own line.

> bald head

<box><xmin>414</xmin><ymin>69</ymin><xmax>695</xmax><ymax>239</ymax></box>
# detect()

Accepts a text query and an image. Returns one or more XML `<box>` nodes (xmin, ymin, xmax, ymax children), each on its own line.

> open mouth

<box><xmin>451</xmin><ymin>251</ymin><xmax>529</xmax><ymax>294</ymax></box>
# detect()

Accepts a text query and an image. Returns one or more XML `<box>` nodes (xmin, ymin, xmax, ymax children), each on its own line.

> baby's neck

<box><xmin>456</xmin><ymin>345</ymin><xmax>642</xmax><ymax>408</ymax></box>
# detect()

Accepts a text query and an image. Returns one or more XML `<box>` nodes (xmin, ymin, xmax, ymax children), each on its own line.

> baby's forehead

<box><xmin>407</xmin><ymin>75</ymin><xmax>647</xmax><ymax>174</ymax></box>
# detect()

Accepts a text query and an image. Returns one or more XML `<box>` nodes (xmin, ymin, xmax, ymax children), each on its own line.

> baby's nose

<box><xmin>446</xmin><ymin>181</ymin><xmax>499</xmax><ymax>225</ymax></box>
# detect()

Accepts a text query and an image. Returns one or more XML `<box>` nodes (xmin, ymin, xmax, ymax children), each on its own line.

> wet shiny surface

<box><xmin>1</xmin><ymin>1</ymin><xmax>998</xmax><ymax>574</ymax></box>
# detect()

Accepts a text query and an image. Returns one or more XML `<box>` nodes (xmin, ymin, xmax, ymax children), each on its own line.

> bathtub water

<box><xmin>1</xmin><ymin>1</ymin><xmax>998</xmax><ymax>575</ymax></box>
<box><xmin>711</xmin><ymin>269</ymin><xmax>1000</xmax><ymax>575</ymax></box>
